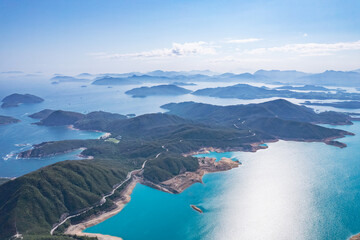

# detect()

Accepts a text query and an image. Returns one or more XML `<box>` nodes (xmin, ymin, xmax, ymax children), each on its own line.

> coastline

<box><xmin>18</xmin><ymin>134</ymin><xmax>352</xmax><ymax>239</ymax></box>
<box><xmin>64</xmin><ymin>178</ymin><xmax>138</xmax><ymax>240</ymax></box>
<box><xmin>350</xmin><ymin>233</ymin><xmax>360</xmax><ymax>240</ymax></box>
<box><xmin>182</xmin><ymin>142</ymin><xmax>270</xmax><ymax>157</ymax></box>
<box><xmin>68</xmin><ymin>124</ymin><xmax>111</xmax><ymax>139</ymax></box>
<box><xmin>64</xmin><ymin>156</ymin><xmax>240</xmax><ymax>239</ymax></box>
<box><xmin>142</xmin><ymin>157</ymin><xmax>241</xmax><ymax>194</ymax></box>
<box><xmin>18</xmin><ymin>128</ymin><xmax>353</xmax><ymax>159</ymax></box>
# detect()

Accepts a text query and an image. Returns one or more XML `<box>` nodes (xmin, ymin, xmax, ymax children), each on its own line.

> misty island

<box><xmin>125</xmin><ymin>84</ymin><xmax>192</xmax><ymax>98</ymax></box>
<box><xmin>0</xmin><ymin>115</ymin><xmax>20</xmax><ymax>125</ymax></box>
<box><xmin>1</xmin><ymin>93</ymin><xmax>44</xmax><ymax>108</ymax></box>
<box><xmin>0</xmin><ymin>99</ymin><xmax>357</xmax><ymax>240</ymax></box>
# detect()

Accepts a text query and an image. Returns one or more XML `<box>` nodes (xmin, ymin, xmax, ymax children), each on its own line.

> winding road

<box><xmin>50</xmin><ymin>146</ymin><xmax>166</xmax><ymax>235</ymax></box>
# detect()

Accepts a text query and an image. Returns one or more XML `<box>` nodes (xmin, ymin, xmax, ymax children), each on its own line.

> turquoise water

<box><xmin>0</xmin><ymin>80</ymin><xmax>298</xmax><ymax>177</ymax></box>
<box><xmin>195</xmin><ymin>151</ymin><xmax>236</xmax><ymax>161</ymax></box>
<box><xmin>2</xmin><ymin>79</ymin><xmax>360</xmax><ymax>239</ymax></box>
<box><xmin>0</xmin><ymin>80</ymin><xmax>243</xmax><ymax>177</ymax></box>
<box><xmin>0</xmin><ymin>114</ymin><xmax>103</xmax><ymax>177</ymax></box>
<box><xmin>85</xmin><ymin>122</ymin><xmax>360</xmax><ymax>240</ymax></box>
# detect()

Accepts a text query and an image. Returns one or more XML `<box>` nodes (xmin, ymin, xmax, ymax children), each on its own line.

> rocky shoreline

<box><xmin>64</xmin><ymin>156</ymin><xmax>240</xmax><ymax>239</ymax></box>
<box><xmin>142</xmin><ymin>156</ymin><xmax>240</xmax><ymax>194</ymax></box>
<box><xmin>350</xmin><ymin>233</ymin><xmax>360</xmax><ymax>240</ymax></box>
<box><xmin>64</xmin><ymin>179</ymin><xmax>138</xmax><ymax>240</ymax></box>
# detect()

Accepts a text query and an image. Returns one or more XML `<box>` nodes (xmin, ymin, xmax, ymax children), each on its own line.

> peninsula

<box><xmin>0</xmin><ymin>99</ymin><xmax>356</xmax><ymax>240</ymax></box>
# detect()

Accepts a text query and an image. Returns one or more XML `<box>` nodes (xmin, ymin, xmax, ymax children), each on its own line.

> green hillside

<box><xmin>0</xmin><ymin>159</ymin><xmax>133</xmax><ymax>239</ymax></box>
<box><xmin>0</xmin><ymin>99</ymin><xmax>355</xmax><ymax>239</ymax></box>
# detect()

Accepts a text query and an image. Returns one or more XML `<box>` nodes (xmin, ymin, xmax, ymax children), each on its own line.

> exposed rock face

<box><xmin>141</xmin><ymin>157</ymin><xmax>240</xmax><ymax>194</ymax></box>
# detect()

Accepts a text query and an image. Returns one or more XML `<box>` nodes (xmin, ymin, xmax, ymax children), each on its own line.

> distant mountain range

<box><xmin>43</xmin><ymin>68</ymin><xmax>360</xmax><ymax>87</ymax></box>
<box><xmin>192</xmin><ymin>83</ymin><xmax>360</xmax><ymax>100</ymax></box>
<box><xmin>86</xmin><ymin>69</ymin><xmax>360</xmax><ymax>87</ymax></box>
<box><xmin>296</xmin><ymin>70</ymin><xmax>360</xmax><ymax>86</ymax></box>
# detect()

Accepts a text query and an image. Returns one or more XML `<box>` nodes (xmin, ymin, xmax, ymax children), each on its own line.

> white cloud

<box><xmin>226</xmin><ymin>38</ymin><xmax>262</xmax><ymax>44</ymax></box>
<box><xmin>245</xmin><ymin>40</ymin><xmax>360</xmax><ymax>56</ymax></box>
<box><xmin>303</xmin><ymin>33</ymin><xmax>308</xmax><ymax>37</ymax></box>
<box><xmin>92</xmin><ymin>41</ymin><xmax>216</xmax><ymax>59</ymax></box>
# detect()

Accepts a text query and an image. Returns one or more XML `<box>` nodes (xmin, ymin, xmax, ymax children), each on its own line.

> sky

<box><xmin>0</xmin><ymin>0</ymin><xmax>359</xmax><ymax>75</ymax></box>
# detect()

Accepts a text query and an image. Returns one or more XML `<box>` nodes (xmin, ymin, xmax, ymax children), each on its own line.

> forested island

<box><xmin>0</xmin><ymin>99</ymin><xmax>356</xmax><ymax>240</ymax></box>
<box><xmin>125</xmin><ymin>85</ymin><xmax>192</xmax><ymax>98</ymax></box>
<box><xmin>1</xmin><ymin>93</ymin><xmax>44</xmax><ymax>108</ymax></box>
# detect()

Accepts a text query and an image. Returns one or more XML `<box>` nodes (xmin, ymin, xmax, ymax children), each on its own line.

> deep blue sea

<box><xmin>1</xmin><ymin>78</ymin><xmax>360</xmax><ymax>239</ymax></box>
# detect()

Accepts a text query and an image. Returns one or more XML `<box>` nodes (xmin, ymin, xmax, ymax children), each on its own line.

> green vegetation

<box><xmin>244</xmin><ymin>117</ymin><xmax>351</xmax><ymax>140</ymax></box>
<box><xmin>192</xmin><ymin>83</ymin><xmax>360</xmax><ymax>100</ymax></box>
<box><xmin>1</xmin><ymin>99</ymin><xmax>356</xmax><ymax>239</ymax></box>
<box><xmin>37</xmin><ymin>110</ymin><xmax>84</xmax><ymax>126</ymax></box>
<box><xmin>143</xmin><ymin>152</ymin><xmax>199</xmax><ymax>183</ymax></box>
<box><xmin>18</xmin><ymin>140</ymin><xmax>98</xmax><ymax>158</ymax></box>
<box><xmin>29</xmin><ymin>109</ymin><xmax>55</xmax><ymax>119</ymax></box>
<box><xmin>161</xmin><ymin>99</ymin><xmax>353</xmax><ymax>126</ymax></box>
<box><xmin>34</xmin><ymin>110</ymin><xmax>126</xmax><ymax>127</ymax></box>
<box><xmin>0</xmin><ymin>159</ymin><xmax>134</xmax><ymax>239</ymax></box>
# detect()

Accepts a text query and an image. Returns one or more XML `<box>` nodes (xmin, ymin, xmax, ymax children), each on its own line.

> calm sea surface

<box><xmin>1</xmin><ymin>79</ymin><xmax>360</xmax><ymax>239</ymax></box>
<box><xmin>86</xmin><ymin>122</ymin><xmax>360</xmax><ymax>240</ymax></box>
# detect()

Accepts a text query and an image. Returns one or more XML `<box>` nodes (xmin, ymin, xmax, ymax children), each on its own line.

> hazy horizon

<box><xmin>1</xmin><ymin>0</ymin><xmax>360</xmax><ymax>74</ymax></box>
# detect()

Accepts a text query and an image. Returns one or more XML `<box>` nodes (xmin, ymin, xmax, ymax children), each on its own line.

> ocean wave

<box><xmin>3</xmin><ymin>152</ymin><xmax>15</xmax><ymax>161</ymax></box>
